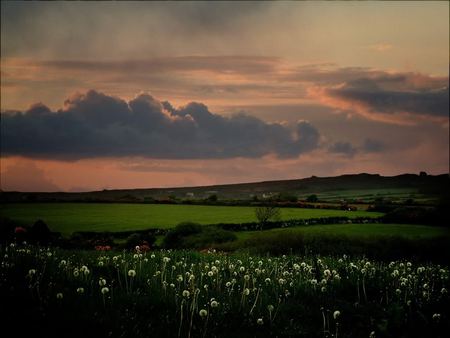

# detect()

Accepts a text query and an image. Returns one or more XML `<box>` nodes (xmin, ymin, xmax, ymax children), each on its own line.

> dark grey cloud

<box><xmin>327</xmin><ymin>79</ymin><xmax>449</xmax><ymax>118</ymax></box>
<box><xmin>1</xmin><ymin>90</ymin><xmax>320</xmax><ymax>160</ymax></box>
<box><xmin>296</xmin><ymin>68</ymin><xmax>449</xmax><ymax>119</ymax></box>
<box><xmin>362</xmin><ymin>138</ymin><xmax>385</xmax><ymax>153</ymax></box>
<box><xmin>36</xmin><ymin>56</ymin><xmax>279</xmax><ymax>75</ymax></box>
<box><xmin>328</xmin><ymin>138</ymin><xmax>386</xmax><ymax>157</ymax></box>
<box><xmin>328</xmin><ymin>142</ymin><xmax>357</xmax><ymax>157</ymax></box>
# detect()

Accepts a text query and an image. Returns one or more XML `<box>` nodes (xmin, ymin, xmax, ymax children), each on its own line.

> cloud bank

<box><xmin>1</xmin><ymin>90</ymin><xmax>320</xmax><ymax>160</ymax></box>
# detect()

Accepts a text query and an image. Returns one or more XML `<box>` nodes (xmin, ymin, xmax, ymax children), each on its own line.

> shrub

<box><xmin>29</xmin><ymin>219</ymin><xmax>51</xmax><ymax>243</ymax></box>
<box><xmin>163</xmin><ymin>222</ymin><xmax>202</xmax><ymax>248</ymax></box>
<box><xmin>125</xmin><ymin>232</ymin><xmax>156</xmax><ymax>249</ymax></box>
<box><xmin>163</xmin><ymin>223</ymin><xmax>235</xmax><ymax>249</ymax></box>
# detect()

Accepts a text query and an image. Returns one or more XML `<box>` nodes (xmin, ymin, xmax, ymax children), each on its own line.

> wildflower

<box><xmin>56</xmin><ymin>292</ymin><xmax>63</xmax><ymax>299</ymax></box>
<box><xmin>244</xmin><ymin>274</ymin><xmax>250</xmax><ymax>281</ymax></box>
<box><xmin>177</xmin><ymin>275</ymin><xmax>183</xmax><ymax>282</ymax></box>
<box><xmin>432</xmin><ymin>313</ymin><xmax>441</xmax><ymax>322</ymax></box>
<box><xmin>28</xmin><ymin>269</ymin><xmax>36</xmax><ymax>277</ymax></box>
<box><xmin>441</xmin><ymin>287</ymin><xmax>448</xmax><ymax>295</ymax></box>
<box><xmin>267</xmin><ymin>304</ymin><xmax>274</xmax><ymax>312</ymax></box>
<box><xmin>395</xmin><ymin>289</ymin><xmax>401</xmax><ymax>295</ymax></box>
<box><xmin>225</xmin><ymin>282</ymin><xmax>232</xmax><ymax>287</ymax></box>
<box><xmin>265</xmin><ymin>278</ymin><xmax>271</xmax><ymax>284</ymax></box>
<box><xmin>73</xmin><ymin>270</ymin><xmax>80</xmax><ymax>278</ymax></box>
<box><xmin>83</xmin><ymin>268</ymin><xmax>90</xmax><ymax>276</ymax></box>
<box><xmin>321</xmin><ymin>286</ymin><xmax>327</xmax><ymax>293</ymax></box>
<box><xmin>170</xmin><ymin>283</ymin><xmax>175</xmax><ymax>288</ymax></box>
<box><xmin>240</xmin><ymin>267</ymin><xmax>245</xmax><ymax>272</ymax></box>
<box><xmin>101</xmin><ymin>287</ymin><xmax>109</xmax><ymax>294</ymax></box>
<box><xmin>207</xmin><ymin>271</ymin><xmax>214</xmax><ymax>277</ymax></box>
<box><xmin>243</xmin><ymin>288</ymin><xmax>250</xmax><ymax>296</ymax></box>
<box><xmin>163</xmin><ymin>257</ymin><xmax>171</xmax><ymax>263</ymax></box>
<box><xmin>211</xmin><ymin>300</ymin><xmax>219</xmax><ymax>308</ymax></box>
<box><xmin>333</xmin><ymin>310</ymin><xmax>341</xmax><ymax>320</ymax></box>
<box><xmin>257</xmin><ymin>318</ymin><xmax>264</xmax><ymax>325</ymax></box>
<box><xmin>199</xmin><ymin>309</ymin><xmax>208</xmax><ymax>318</ymax></box>
<box><xmin>128</xmin><ymin>269</ymin><xmax>136</xmax><ymax>277</ymax></box>
<box><xmin>76</xmin><ymin>287</ymin><xmax>84</xmax><ymax>294</ymax></box>
<box><xmin>98</xmin><ymin>261</ymin><xmax>104</xmax><ymax>267</ymax></box>
<box><xmin>278</xmin><ymin>278</ymin><xmax>286</xmax><ymax>285</ymax></box>
<box><xmin>99</xmin><ymin>278</ymin><xmax>107</xmax><ymax>286</ymax></box>
<box><xmin>182</xmin><ymin>290</ymin><xmax>190</xmax><ymax>298</ymax></box>
<box><xmin>60</xmin><ymin>260</ymin><xmax>67</xmax><ymax>266</ymax></box>
<box><xmin>369</xmin><ymin>331</ymin><xmax>376</xmax><ymax>338</ymax></box>
<box><xmin>150</xmin><ymin>254</ymin><xmax>156</xmax><ymax>259</ymax></box>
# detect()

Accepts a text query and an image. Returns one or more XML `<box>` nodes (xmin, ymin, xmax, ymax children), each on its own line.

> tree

<box><xmin>306</xmin><ymin>194</ymin><xmax>318</xmax><ymax>203</ymax></box>
<box><xmin>255</xmin><ymin>206</ymin><xmax>281</xmax><ymax>229</ymax></box>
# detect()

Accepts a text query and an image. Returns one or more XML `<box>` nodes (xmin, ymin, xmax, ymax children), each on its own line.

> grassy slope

<box><xmin>0</xmin><ymin>203</ymin><xmax>382</xmax><ymax>235</ymax></box>
<box><xmin>236</xmin><ymin>223</ymin><xmax>450</xmax><ymax>241</ymax></box>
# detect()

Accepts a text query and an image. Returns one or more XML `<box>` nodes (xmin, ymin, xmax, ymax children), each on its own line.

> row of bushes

<box><xmin>217</xmin><ymin>216</ymin><xmax>381</xmax><ymax>231</ymax></box>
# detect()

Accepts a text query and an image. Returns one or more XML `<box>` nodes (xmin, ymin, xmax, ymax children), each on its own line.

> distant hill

<box><xmin>1</xmin><ymin>173</ymin><xmax>449</xmax><ymax>204</ymax></box>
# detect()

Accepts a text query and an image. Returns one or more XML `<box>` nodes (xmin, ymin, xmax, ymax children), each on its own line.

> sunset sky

<box><xmin>1</xmin><ymin>1</ymin><xmax>449</xmax><ymax>192</ymax></box>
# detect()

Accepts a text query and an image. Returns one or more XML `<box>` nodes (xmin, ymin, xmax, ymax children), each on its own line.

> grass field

<box><xmin>0</xmin><ymin>203</ymin><xmax>383</xmax><ymax>235</ymax></box>
<box><xmin>235</xmin><ymin>223</ymin><xmax>450</xmax><ymax>241</ymax></box>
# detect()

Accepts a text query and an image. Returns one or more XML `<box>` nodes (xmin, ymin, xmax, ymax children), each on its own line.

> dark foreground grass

<box><xmin>1</xmin><ymin>245</ymin><xmax>449</xmax><ymax>338</ymax></box>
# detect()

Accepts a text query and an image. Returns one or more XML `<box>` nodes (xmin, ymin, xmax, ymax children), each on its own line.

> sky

<box><xmin>1</xmin><ymin>1</ymin><xmax>449</xmax><ymax>192</ymax></box>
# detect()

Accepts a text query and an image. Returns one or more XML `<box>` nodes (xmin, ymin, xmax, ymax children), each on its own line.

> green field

<box><xmin>0</xmin><ymin>203</ymin><xmax>383</xmax><ymax>235</ymax></box>
<box><xmin>236</xmin><ymin>223</ymin><xmax>450</xmax><ymax>241</ymax></box>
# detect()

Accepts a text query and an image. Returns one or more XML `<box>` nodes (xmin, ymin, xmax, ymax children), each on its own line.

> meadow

<box><xmin>235</xmin><ymin>223</ymin><xmax>450</xmax><ymax>241</ymax></box>
<box><xmin>1</xmin><ymin>244</ymin><xmax>448</xmax><ymax>338</ymax></box>
<box><xmin>0</xmin><ymin>203</ymin><xmax>383</xmax><ymax>235</ymax></box>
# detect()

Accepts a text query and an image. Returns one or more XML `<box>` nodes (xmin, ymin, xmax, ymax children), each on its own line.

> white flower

<box><xmin>207</xmin><ymin>271</ymin><xmax>214</xmax><ymax>277</ymax></box>
<box><xmin>321</xmin><ymin>286</ymin><xmax>327</xmax><ymax>293</ymax></box>
<box><xmin>225</xmin><ymin>281</ymin><xmax>232</xmax><ymax>287</ymax></box>
<box><xmin>128</xmin><ymin>269</ymin><xmax>136</xmax><ymax>277</ymax></box>
<box><xmin>28</xmin><ymin>269</ymin><xmax>36</xmax><ymax>276</ymax></box>
<box><xmin>257</xmin><ymin>318</ymin><xmax>264</xmax><ymax>325</ymax></box>
<box><xmin>60</xmin><ymin>260</ymin><xmax>67</xmax><ymax>266</ymax></box>
<box><xmin>182</xmin><ymin>290</ymin><xmax>190</xmax><ymax>298</ymax></box>
<box><xmin>432</xmin><ymin>313</ymin><xmax>441</xmax><ymax>322</ymax></box>
<box><xmin>76</xmin><ymin>287</ymin><xmax>84</xmax><ymax>294</ymax></box>
<box><xmin>244</xmin><ymin>274</ymin><xmax>250</xmax><ymax>281</ymax></box>
<box><xmin>265</xmin><ymin>278</ymin><xmax>271</xmax><ymax>284</ymax></box>
<box><xmin>99</xmin><ymin>278</ymin><xmax>107</xmax><ymax>286</ymax></box>
<box><xmin>98</xmin><ymin>261</ymin><xmax>104</xmax><ymax>267</ymax></box>
<box><xmin>243</xmin><ymin>288</ymin><xmax>250</xmax><ymax>296</ymax></box>
<box><xmin>83</xmin><ymin>268</ymin><xmax>90</xmax><ymax>276</ymax></box>
<box><xmin>210</xmin><ymin>300</ymin><xmax>219</xmax><ymax>308</ymax></box>
<box><xmin>73</xmin><ymin>270</ymin><xmax>79</xmax><ymax>277</ymax></box>
<box><xmin>163</xmin><ymin>257</ymin><xmax>171</xmax><ymax>263</ymax></box>
<box><xmin>101</xmin><ymin>287</ymin><xmax>109</xmax><ymax>294</ymax></box>
<box><xmin>267</xmin><ymin>304</ymin><xmax>274</xmax><ymax>312</ymax></box>
<box><xmin>56</xmin><ymin>292</ymin><xmax>63</xmax><ymax>299</ymax></box>
<box><xmin>333</xmin><ymin>310</ymin><xmax>341</xmax><ymax>320</ymax></box>
<box><xmin>177</xmin><ymin>275</ymin><xmax>183</xmax><ymax>282</ymax></box>
<box><xmin>199</xmin><ymin>309</ymin><xmax>208</xmax><ymax>318</ymax></box>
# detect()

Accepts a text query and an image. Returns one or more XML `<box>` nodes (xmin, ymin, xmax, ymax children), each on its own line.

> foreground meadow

<box><xmin>1</xmin><ymin>244</ymin><xmax>448</xmax><ymax>338</ymax></box>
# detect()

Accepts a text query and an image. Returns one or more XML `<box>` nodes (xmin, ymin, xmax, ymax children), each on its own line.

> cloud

<box><xmin>328</xmin><ymin>142</ymin><xmax>357</xmax><ymax>157</ymax></box>
<box><xmin>0</xmin><ymin>159</ymin><xmax>60</xmax><ymax>192</ymax></box>
<box><xmin>365</xmin><ymin>43</ymin><xmax>393</xmax><ymax>52</ymax></box>
<box><xmin>362</xmin><ymin>138</ymin><xmax>385</xmax><ymax>153</ymax></box>
<box><xmin>1</xmin><ymin>90</ymin><xmax>321</xmax><ymax>160</ymax></box>
<box><xmin>307</xmin><ymin>70</ymin><xmax>449</xmax><ymax>124</ymax></box>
